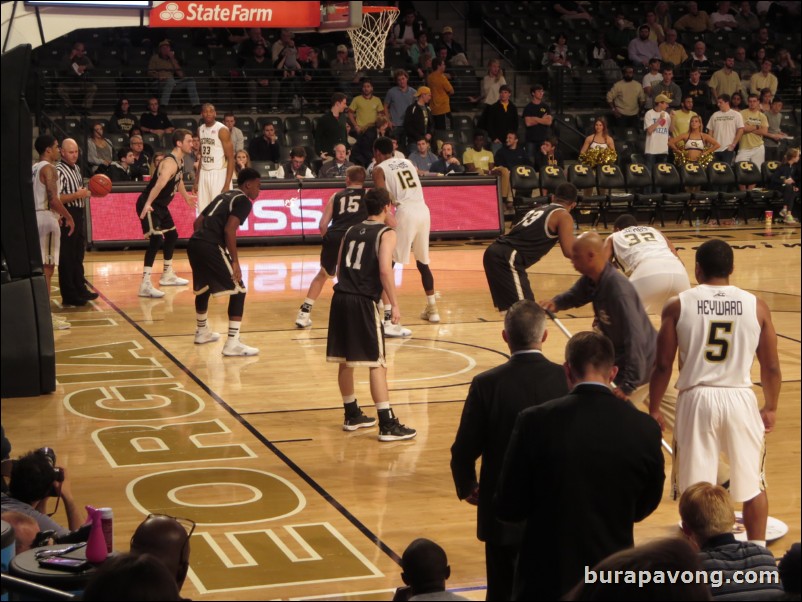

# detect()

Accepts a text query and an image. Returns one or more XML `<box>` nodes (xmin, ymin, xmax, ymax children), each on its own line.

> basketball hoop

<box><xmin>347</xmin><ymin>6</ymin><xmax>399</xmax><ymax>70</ymax></box>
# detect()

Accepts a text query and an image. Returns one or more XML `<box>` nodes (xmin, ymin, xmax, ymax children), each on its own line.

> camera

<box><xmin>38</xmin><ymin>447</ymin><xmax>65</xmax><ymax>497</ymax></box>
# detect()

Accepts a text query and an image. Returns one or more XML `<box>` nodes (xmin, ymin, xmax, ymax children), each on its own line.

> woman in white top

<box><xmin>669</xmin><ymin>115</ymin><xmax>720</xmax><ymax>164</ymax></box>
<box><xmin>87</xmin><ymin>121</ymin><xmax>113</xmax><ymax>174</ymax></box>
<box><xmin>544</xmin><ymin>33</ymin><xmax>572</xmax><ymax>69</ymax></box>
<box><xmin>579</xmin><ymin>117</ymin><xmax>617</xmax><ymax>166</ymax></box>
<box><xmin>469</xmin><ymin>58</ymin><xmax>506</xmax><ymax>106</ymax></box>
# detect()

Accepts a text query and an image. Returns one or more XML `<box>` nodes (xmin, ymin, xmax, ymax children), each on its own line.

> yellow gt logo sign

<box><xmin>658</xmin><ymin>164</ymin><xmax>673</xmax><ymax>173</ymax></box>
<box><xmin>573</xmin><ymin>165</ymin><xmax>589</xmax><ymax>175</ymax></box>
<box><xmin>712</xmin><ymin>162</ymin><xmax>727</xmax><ymax>172</ymax></box>
<box><xmin>685</xmin><ymin>163</ymin><xmax>699</xmax><ymax>173</ymax></box>
<box><xmin>601</xmin><ymin>165</ymin><xmax>616</xmax><ymax>175</ymax></box>
<box><xmin>545</xmin><ymin>166</ymin><xmax>561</xmax><ymax>176</ymax></box>
<box><xmin>630</xmin><ymin>164</ymin><xmax>644</xmax><ymax>174</ymax></box>
<box><xmin>515</xmin><ymin>166</ymin><xmax>533</xmax><ymax>177</ymax></box>
<box><xmin>739</xmin><ymin>162</ymin><xmax>753</xmax><ymax>171</ymax></box>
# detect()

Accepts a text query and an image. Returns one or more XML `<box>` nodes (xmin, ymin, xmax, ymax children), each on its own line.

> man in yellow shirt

<box><xmin>347</xmin><ymin>78</ymin><xmax>385</xmax><ymax>134</ymax></box>
<box><xmin>749</xmin><ymin>59</ymin><xmax>778</xmax><ymax>96</ymax></box>
<box><xmin>463</xmin><ymin>131</ymin><xmax>494</xmax><ymax>174</ymax></box>
<box><xmin>659</xmin><ymin>30</ymin><xmax>688</xmax><ymax>66</ymax></box>
<box><xmin>673</xmin><ymin>1</ymin><xmax>713</xmax><ymax>32</ymax></box>
<box><xmin>736</xmin><ymin>93</ymin><xmax>768</xmax><ymax>172</ymax></box>
<box><xmin>426</xmin><ymin>58</ymin><xmax>454</xmax><ymax>130</ymax></box>
<box><xmin>709</xmin><ymin>55</ymin><xmax>742</xmax><ymax>99</ymax></box>
<box><xmin>671</xmin><ymin>95</ymin><xmax>699</xmax><ymax>137</ymax></box>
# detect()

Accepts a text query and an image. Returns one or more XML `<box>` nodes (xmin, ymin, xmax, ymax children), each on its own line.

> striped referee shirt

<box><xmin>57</xmin><ymin>160</ymin><xmax>84</xmax><ymax>208</ymax></box>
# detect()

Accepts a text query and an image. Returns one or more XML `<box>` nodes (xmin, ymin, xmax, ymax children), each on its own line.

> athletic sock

<box><xmin>196</xmin><ymin>313</ymin><xmax>208</xmax><ymax>332</ymax></box>
<box><xmin>426</xmin><ymin>294</ymin><xmax>436</xmax><ymax>306</ymax></box>
<box><xmin>143</xmin><ymin>266</ymin><xmax>152</xmax><ymax>280</ymax></box>
<box><xmin>227</xmin><ymin>321</ymin><xmax>241</xmax><ymax>341</ymax></box>
<box><xmin>300</xmin><ymin>297</ymin><xmax>314</xmax><ymax>312</ymax></box>
<box><xmin>376</xmin><ymin>403</ymin><xmax>393</xmax><ymax>424</ymax></box>
<box><xmin>163</xmin><ymin>260</ymin><xmax>173</xmax><ymax>273</ymax></box>
<box><xmin>384</xmin><ymin>305</ymin><xmax>392</xmax><ymax>322</ymax></box>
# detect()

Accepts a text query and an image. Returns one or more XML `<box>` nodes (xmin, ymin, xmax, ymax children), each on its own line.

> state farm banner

<box><xmin>149</xmin><ymin>1</ymin><xmax>321</xmax><ymax>28</ymax></box>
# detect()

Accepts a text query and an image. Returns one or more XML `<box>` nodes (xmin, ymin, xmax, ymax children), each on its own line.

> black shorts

<box><xmin>326</xmin><ymin>292</ymin><xmax>385</xmax><ymax>367</ymax></box>
<box><xmin>320</xmin><ymin>230</ymin><xmax>346</xmax><ymax>276</ymax></box>
<box><xmin>187</xmin><ymin>238</ymin><xmax>246</xmax><ymax>297</ymax></box>
<box><xmin>483</xmin><ymin>242</ymin><xmax>534</xmax><ymax>311</ymax></box>
<box><xmin>136</xmin><ymin>198</ymin><xmax>175</xmax><ymax>237</ymax></box>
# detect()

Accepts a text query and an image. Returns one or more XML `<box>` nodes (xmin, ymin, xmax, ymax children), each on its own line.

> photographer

<box><xmin>0</xmin><ymin>449</ymin><xmax>84</xmax><ymax>537</ymax></box>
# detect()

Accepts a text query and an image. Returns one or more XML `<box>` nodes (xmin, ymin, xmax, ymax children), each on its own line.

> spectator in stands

<box><xmin>733</xmin><ymin>46</ymin><xmax>758</xmax><ymax>83</ymax></box>
<box><xmin>298</xmin><ymin>46</ymin><xmax>323</xmax><ymax>109</ymax></box>
<box><xmin>711</xmin><ymin>1</ymin><xmax>739</xmax><ymax>31</ymax></box>
<box><xmin>707</xmin><ymin>93</ymin><xmax>744</xmax><ymax>163</ymax></box>
<box><xmin>642</xmin><ymin>58</ymin><xmax>663</xmax><ymax>99</ymax></box>
<box><xmin>687</xmin><ymin>41</ymin><xmax>713</xmax><ymax>80</ymax></box>
<box><xmin>494</xmin><ymin>132</ymin><xmax>531</xmax><ymax>205</ymax></box>
<box><xmin>644</xmin><ymin>95</ymin><xmax>672</xmax><ymax>188</ymax></box>
<box><xmin>269</xmin><ymin>28</ymin><xmax>291</xmax><ymax>63</ymax></box>
<box><xmin>544</xmin><ymin>33</ymin><xmax>572</xmax><ymax>69</ymax></box>
<box><xmin>763</xmin><ymin>96</ymin><xmax>788</xmax><ymax>161</ymax></box>
<box><xmin>643</xmin><ymin>11</ymin><xmax>666</xmax><ymax>44</ymax></box>
<box><xmin>438</xmin><ymin>26</ymin><xmax>469</xmax><ymax>66</ymax></box>
<box><xmin>429</xmin><ymin>142</ymin><xmax>465</xmax><ymax>175</ymax></box>
<box><xmin>750</xmin><ymin>58</ymin><xmax>779</xmax><ymax>96</ymax></box>
<box><xmin>108</xmin><ymin>97</ymin><xmax>139</xmax><ymax>135</ymax></box>
<box><xmin>629</xmin><ymin>25</ymin><xmax>661</xmax><ymax>67</ymax></box>
<box><xmin>0</xmin><ymin>448</ymin><xmax>85</xmax><ymax>537</ymax></box>
<box><xmin>409</xmin><ymin>31</ymin><xmax>435</xmax><ymax>67</ymax></box>
<box><xmin>654</xmin><ymin>1</ymin><xmax>672</xmax><ymax>32</ymax></box>
<box><xmin>152</xmin><ymin>151</ymin><xmax>166</xmax><ymax>170</ymax></box>
<box><xmin>481</xmin><ymin>84</ymin><xmax>519</xmax><ymax>154</ymax></box>
<box><xmin>248</xmin><ymin>123</ymin><xmax>281</xmax><ymax>163</ymax></box>
<box><xmin>82</xmin><ymin>553</ymin><xmax>181</xmax><ymax>602</ymax></box>
<box><xmin>352</xmin><ymin>116</ymin><xmax>392</xmax><ymax>167</ymax></box>
<box><xmin>408</xmin><ymin>138</ymin><xmax>438</xmax><ymax>175</ymax></box>
<box><xmin>57</xmin><ymin>41</ymin><xmax>96</xmax><ymax>111</ymax></box>
<box><xmin>414</xmin><ymin>50</ymin><xmax>433</xmax><ymax>85</ymax></box>
<box><xmin>392</xmin><ymin>9</ymin><xmax>423</xmax><ymax>50</ymax></box>
<box><xmin>672</xmin><ymin>95</ymin><xmax>699</xmax><ymax>136</ymax></box>
<box><xmin>736</xmin><ymin>93</ymin><xmax>768</xmax><ymax>171</ymax></box>
<box><xmin>758</xmin><ymin>87</ymin><xmax>773</xmax><ymax>112</ymax></box>
<box><xmin>674</xmin><ymin>1</ymin><xmax>714</xmax><ymax>32</ymax></box>
<box><xmin>107</xmin><ymin>147</ymin><xmax>135</xmax><ymax>182</ymax></box>
<box><xmin>348</xmin><ymin>78</ymin><xmax>385</xmax><ymax>134</ymax></box>
<box><xmin>394</xmin><ymin>538</ymin><xmax>468</xmax><ymax>602</ymax></box>
<box><xmin>735</xmin><ymin>1</ymin><xmax>760</xmax><ymax>32</ymax></box>
<box><xmin>680</xmin><ymin>483</ymin><xmax>784</xmax><ymax>600</ymax></box>
<box><xmin>533</xmin><ymin>136</ymin><xmax>564</xmax><ymax>174</ymax></box>
<box><xmin>649</xmin><ymin>65</ymin><xmax>682</xmax><ymax>110</ymax></box>
<box><xmin>553</xmin><ymin>1</ymin><xmax>593</xmax><ymax>23</ymax></box>
<box><xmin>319</xmin><ymin>143</ymin><xmax>354</xmax><ymax>178</ymax></box>
<box><xmin>87</xmin><ymin>121</ymin><xmax>113</xmax><ymax>174</ymax></box>
<box><xmin>238</xmin><ymin>27</ymin><xmax>268</xmax><ymax>62</ymax></box>
<box><xmin>276</xmin><ymin>146</ymin><xmax>315</xmax><ymax>179</ymax></box>
<box><xmin>128</xmin><ymin>135</ymin><xmax>150</xmax><ymax>181</ymax></box>
<box><xmin>148</xmin><ymin>40</ymin><xmax>200</xmax><ymax>110</ymax></box>
<box><xmin>243</xmin><ymin>41</ymin><xmax>275</xmax><ymax>112</ymax></box>
<box><xmin>316</xmin><ymin>92</ymin><xmax>349</xmax><ymax>159</ymax></box>
<box><xmin>140</xmin><ymin>97</ymin><xmax>175</xmax><ymax>136</ymax></box>
<box><xmin>522</xmin><ymin>84</ymin><xmax>553</xmax><ymax>162</ymax></box>
<box><xmin>234</xmin><ymin>150</ymin><xmax>251</xmax><ymax>176</ymax></box>
<box><xmin>275</xmin><ymin>35</ymin><xmax>306</xmax><ymax>109</ymax></box>
<box><xmin>709</xmin><ymin>54</ymin><xmax>742</xmax><ymax>101</ymax></box>
<box><xmin>750</xmin><ymin>27</ymin><xmax>776</xmax><ymax>60</ymax></box>
<box><xmin>682</xmin><ymin>67</ymin><xmax>713</xmax><ymax>123</ymax></box>
<box><xmin>463</xmin><ymin>131</ymin><xmax>494</xmax><ymax>175</ymax></box>
<box><xmin>330</xmin><ymin>44</ymin><xmax>360</xmax><ymax>95</ymax></box>
<box><xmin>384</xmin><ymin>69</ymin><xmax>416</xmax><ymax>152</ymax></box>
<box><xmin>564</xmin><ymin>538</ymin><xmax>712</xmax><ymax>601</ymax></box>
<box><xmin>223</xmin><ymin>113</ymin><xmax>244</xmax><ymax>153</ymax></box>
<box><xmin>659</xmin><ymin>29</ymin><xmax>689</xmax><ymax>67</ymax></box>
<box><xmin>469</xmin><ymin>58</ymin><xmax>506</xmax><ymax>107</ymax></box>
<box><xmin>403</xmin><ymin>86</ymin><xmax>434</xmax><ymax>155</ymax></box>
<box><xmin>129</xmin><ymin>514</ymin><xmax>192</xmax><ymax>591</ymax></box>
<box><xmin>774</xmin><ymin>48</ymin><xmax>798</xmax><ymax>91</ymax></box>
<box><xmin>607</xmin><ymin>65</ymin><xmax>645</xmax><ymax>128</ymax></box>
<box><xmin>587</xmin><ymin>33</ymin><xmax>616</xmax><ymax>71</ymax></box>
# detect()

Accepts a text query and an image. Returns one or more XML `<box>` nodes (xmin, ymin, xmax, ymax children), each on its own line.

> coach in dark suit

<box><xmin>450</xmin><ymin>301</ymin><xmax>568</xmax><ymax>601</ymax></box>
<box><xmin>495</xmin><ymin>331</ymin><xmax>665</xmax><ymax>601</ymax></box>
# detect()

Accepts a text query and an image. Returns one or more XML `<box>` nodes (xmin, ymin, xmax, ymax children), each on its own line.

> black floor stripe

<box><xmin>94</xmin><ymin>288</ymin><xmax>405</xmax><ymax>566</ymax></box>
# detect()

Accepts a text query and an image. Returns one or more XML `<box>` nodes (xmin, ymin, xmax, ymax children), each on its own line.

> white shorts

<box><xmin>37</xmin><ymin>210</ymin><xmax>60</xmax><ymax>265</ymax></box>
<box><xmin>735</xmin><ymin>145</ymin><xmax>765</xmax><ymax>170</ymax></box>
<box><xmin>197</xmin><ymin>168</ymin><xmax>230</xmax><ymax>213</ymax></box>
<box><xmin>393</xmin><ymin>204</ymin><xmax>431</xmax><ymax>265</ymax></box>
<box><xmin>674</xmin><ymin>386</ymin><xmax>766</xmax><ymax>502</ymax></box>
<box><xmin>630</xmin><ymin>258</ymin><xmax>691</xmax><ymax>314</ymax></box>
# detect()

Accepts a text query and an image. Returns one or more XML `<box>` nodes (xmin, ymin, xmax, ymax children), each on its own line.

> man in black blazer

<box><xmin>450</xmin><ymin>301</ymin><xmax>568</xmax><ymax>601</ymax></box>
<box><xmin>495</xmin><ymin>331</ymin><xmax>665</xmax><ymax>601</ymax></box>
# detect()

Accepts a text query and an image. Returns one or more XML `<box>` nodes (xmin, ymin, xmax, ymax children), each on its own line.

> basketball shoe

<box><xmin>160</xmin><ymin>270</ymin><xmax>189</xmax><ymax>286</ymax></box>
<box><xmin>420</xmin><ymin>304</ymin><xmax>441</xmax><ymax>323</ymax></box>
<box><xmin>378</xmin><ymin>418</ymin><xmax>417</xmax><ymax>442</ymax></box>
<box><xmin>194</xmin><ymin>329</ymin><xmax>221</xmax><ymax>344</ymax></box>
<box><xmin>222</xmin><ymin>339</ymin><xmax>259</xmax><ymax>356</ymax></box>
<box><xmin>295</xmin><ymin>309</ymin><xmax>312</xmax><ymax>328</ymax></box>
<box><xmin>139</xmin><ymin>280</ymin><xmax>165</xmax><ymax>298</ymax></box>
<box><xmin>383</xmin><ymin>321</ymin><xmax>412</xmax><ymax>337</ymax></box>
<box><xmin>343</xmin><ymin>410</ymin><xmax>377</xmax><ymax>431</ymax></box>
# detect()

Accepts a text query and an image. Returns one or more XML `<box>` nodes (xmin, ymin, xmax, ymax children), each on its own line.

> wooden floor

<box><xmin>3</xmin><ymin>221</ymin><xmax>800</xmax><ymax>600</ymax></box>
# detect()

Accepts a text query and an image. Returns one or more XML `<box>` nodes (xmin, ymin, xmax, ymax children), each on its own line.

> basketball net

<box><xmin>347</xmin><ymin>7</ymin><xmax>399</xmax><ymax>70</ymax></box>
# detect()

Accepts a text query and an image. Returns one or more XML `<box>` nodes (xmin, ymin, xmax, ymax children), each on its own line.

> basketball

<box><xmin>88</xmin><ymin>173</ymin><xmax>113</xmax><ymax>197</ymax></box>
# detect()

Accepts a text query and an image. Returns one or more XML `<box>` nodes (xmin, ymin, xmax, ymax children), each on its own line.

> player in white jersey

<box><xmin>33</xmin><ymin>135</ymin><xmax>75</xmax><ymax>330</ymax></box>
<box><xmin>650</xmin><ymin>239</ymin><xmax>780</xmax><ymax>544</ymax></box>
<box><xmin>603</xmin><ymin>214</ymin><xmax>691</xmax><ymax>313</ymax></box>
<box><xmin>372</xmin><ymin>136</ymin><xmax>439</xmax><ymax>336</ymax></box>
<box><xmin>194</xmin><ymin>104</ymin><xmax>234</xmax><ymax>213</ymax></box>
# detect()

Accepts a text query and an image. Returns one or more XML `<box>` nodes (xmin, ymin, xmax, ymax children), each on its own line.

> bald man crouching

<box><xmin>57</xmin><ymin>138</ymin><xmax>97</xmax><ymax>306</ymax></box>
<box><xmin>540</xmin><ymin>232</ymin><xmax>657</xmax><ymax>404</ymax></box>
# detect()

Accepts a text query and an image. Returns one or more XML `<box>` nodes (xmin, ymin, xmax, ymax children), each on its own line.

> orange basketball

<box><xmin>88</xmin><ymin>173</ymin><xmax>113</xmax><ymax>197</ymax></box>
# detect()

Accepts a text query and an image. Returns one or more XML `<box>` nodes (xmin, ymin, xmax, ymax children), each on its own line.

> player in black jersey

<box><xmin>295</xmin><ymin>166</ymin><xmax>368</xmax><ymax>328</ymax></box>
<box><xmin>187</xmin><ymin>167</ymin><xmax>261</xmax><ymax>356</ymax></box>
<box><xmin>326</xmin><ymin>188</ymin><xmax>417</xmax><ymax>441</ymax></box>
<box><xmin>136</xmin><ymin>129</ymin><xmax>196</xmax><ymax>298</ymax></box>
<box><xmin>483</xmin><ymin>182</ymin><xmax>578</xmax><ymax>311</ymax></box>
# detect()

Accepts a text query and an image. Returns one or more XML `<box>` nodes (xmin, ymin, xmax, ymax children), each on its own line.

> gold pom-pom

<box><xmin>580</xmin><ymin>147</ymin><xmax>618</xmax><ymax>167</ymax></box>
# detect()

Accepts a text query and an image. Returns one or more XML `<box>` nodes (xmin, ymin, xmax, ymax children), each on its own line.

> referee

<box><xmin>57</xmin><ymin>138</ymin><xmax>97</xmax><ymax>306</ymax></box>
